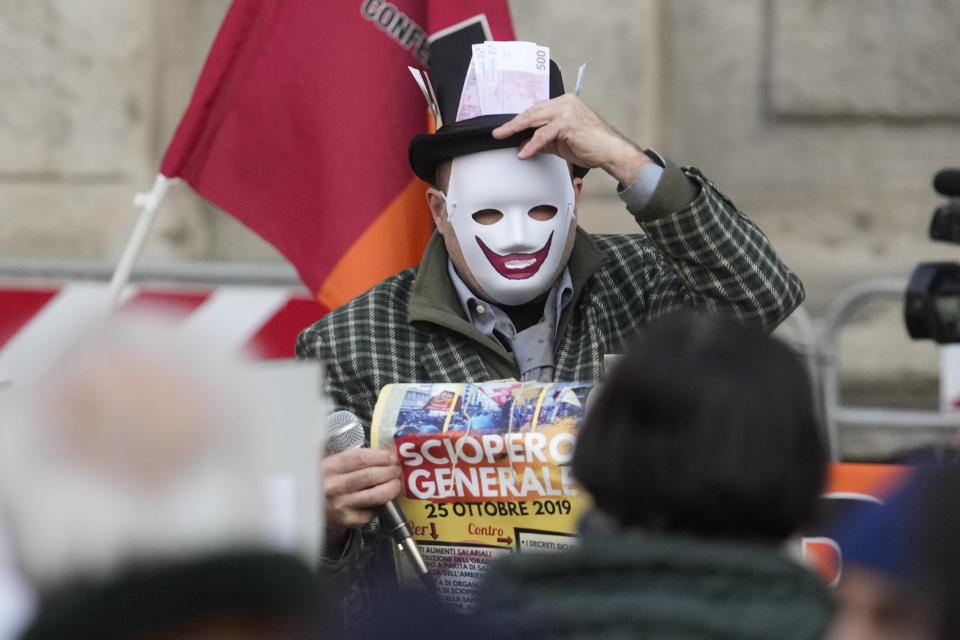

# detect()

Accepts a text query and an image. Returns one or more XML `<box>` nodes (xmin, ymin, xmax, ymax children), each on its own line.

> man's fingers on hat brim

<box><xmin>492</xmin><ymin>102</ymin><xmax>553</xmax><ymax>138</ymax></box>
<box><xmin>495</xmin><ymin>111</ymin><xmax>549</xmax><ymax>139</ymax></box>
<box><xmin>492</xmin><ymin>118</ymin><xmax>524</xmax><ymax>139</ymax></box>
<box><xmin>494</xmin><ymin>97</ymin><xmax>570</xmax><ymax>140</ymax></box>
<box><xmin>517</xmin><ymin>121</ymin><xmax>562</xmax><ymax>160</ymax></box>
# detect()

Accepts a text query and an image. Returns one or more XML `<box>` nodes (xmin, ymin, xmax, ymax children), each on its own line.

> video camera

<box><xmin>904</xmin><ymin>169</ymin><xmax>960</xmax><ymax>343</ymax></box>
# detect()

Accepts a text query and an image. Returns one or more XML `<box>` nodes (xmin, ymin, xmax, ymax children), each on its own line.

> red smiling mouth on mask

<box><xmin>475</xmin><ymin>232</ymin><xmax>553</xmax><ymax>280</ymax></box>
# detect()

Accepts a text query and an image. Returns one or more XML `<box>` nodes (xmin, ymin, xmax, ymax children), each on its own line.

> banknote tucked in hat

<box><xmin>408</xmin><ymin>40</ymin><xmax>588</xmax><ymax>184</ymax></box>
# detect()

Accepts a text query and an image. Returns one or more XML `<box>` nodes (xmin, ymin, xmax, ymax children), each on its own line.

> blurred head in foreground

<box><xmin>574</xmin><ymin>311</ymin><xmax>827</xmax><ymax>541</ymax></box>
<box><xmin>0</xmin><ymin>309</ymin><xmax>327</xmax><ymax>637</ymax></box>
<box><xmin>827</xmin><ymin>465</ymin><xmax>960</xmax><ymax>640</ymax></box>
<box><xmin>478</xmin><ymin>312</ymin><xmax>831</xmax><ymax>639</ymax></box>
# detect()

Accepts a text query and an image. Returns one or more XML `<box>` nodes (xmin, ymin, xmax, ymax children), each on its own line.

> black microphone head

<box><xmin>324</xmin><ymin>410</ymin><xmax>365</xmax><ymax>454</ymax></box>
<box><xmin>934</xmin><ymin>169</ymin><xmax>960</xmax><ymax>198</ymax></box>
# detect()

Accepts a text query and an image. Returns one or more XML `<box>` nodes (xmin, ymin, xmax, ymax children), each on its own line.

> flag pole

<box><xmin>106</xmin><ymin>174</ymin><xmax>173</xmax><ymax>309</ymax></box>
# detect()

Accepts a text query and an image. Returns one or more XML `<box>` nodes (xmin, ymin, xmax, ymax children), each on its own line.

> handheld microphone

<box><xmin>324</xmin><ymin>410</ymin><xmax>434</xmax><ymax>592</ymax></box>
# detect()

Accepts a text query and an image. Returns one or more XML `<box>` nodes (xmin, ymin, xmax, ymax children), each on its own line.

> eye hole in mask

<box><xmin>470</xmin><ymin>205</ymin><xmax>559</xmax><ymax>225</ymax></box>
<box><xmin>471</xmin><ymin>209</ymin><xmax>503</xmax><ymax>225</ymax></box>
<box><xmin>527</xmin><ymin>204</ymin><xmax>558</xmax><ymax>221</ymax></box>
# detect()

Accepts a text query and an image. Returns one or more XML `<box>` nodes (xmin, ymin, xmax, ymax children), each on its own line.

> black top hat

<box><xmin>408</xmin><ymin>34</ymin><xmax>588</xmax><ymax>185</ymax></box>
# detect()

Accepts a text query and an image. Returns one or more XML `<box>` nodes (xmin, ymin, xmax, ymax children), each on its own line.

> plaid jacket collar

<box><xmin>408</xmin><ymin>227</ymin><xmax>608</xmax><ymax>341</ymax></box>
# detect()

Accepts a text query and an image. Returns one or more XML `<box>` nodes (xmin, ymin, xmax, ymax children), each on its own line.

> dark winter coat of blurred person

<box><xmin>478</xmin><ymin>312</ymin><xmax>832</xmax><ymax>639</ymax></box>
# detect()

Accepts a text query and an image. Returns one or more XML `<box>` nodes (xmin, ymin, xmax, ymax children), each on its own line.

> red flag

<box><xmin>161</xmin><ymin>0</ymin><xmax>514</xmax><ymax>313</ymax></box>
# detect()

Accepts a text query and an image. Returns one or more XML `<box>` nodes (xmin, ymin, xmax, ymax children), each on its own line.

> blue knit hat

<box><xmin>830</xmin><ymin>466</ymin><xmax>933</xmax><ymax>586</ymax></box>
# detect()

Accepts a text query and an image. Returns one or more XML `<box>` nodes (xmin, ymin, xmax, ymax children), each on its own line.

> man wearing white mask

<box><xmin>437</xmin><ymin>148</ymin><xmax>576</xmax><ymax>309</ymax></box>
<box><xmin>296</xmin><ymin>45</ymin><xmax>803</xmax><ymax>610</ymax></box>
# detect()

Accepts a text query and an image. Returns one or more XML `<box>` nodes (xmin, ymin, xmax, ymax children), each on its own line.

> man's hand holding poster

<box><xmin>370</xmin><ymin>381</ymin><xmax>595</xmax><ymax>610</ymax></box>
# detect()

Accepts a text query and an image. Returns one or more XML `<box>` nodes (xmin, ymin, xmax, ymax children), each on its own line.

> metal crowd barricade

<box><xmin>780</xmin><ymin>304</ymin><xmax>821</xmax><ymax>422</ymax></box>
<box><xmin>819</xmin><ymin>277</ymin><xmax>960</xmax><ymax>462</ymax></box>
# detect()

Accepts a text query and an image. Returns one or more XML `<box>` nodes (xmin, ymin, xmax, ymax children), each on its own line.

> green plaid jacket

<box><xmin>297</xmin><ymin>165</ymin><xmax>803</xmax><ymax>427</ymax></box>
<box><xmin>295</xmin><ymin>164</ymin><xmax>804</xmax><ymax>613</ymax></box>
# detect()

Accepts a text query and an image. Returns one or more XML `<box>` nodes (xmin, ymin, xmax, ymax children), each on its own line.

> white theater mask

<box><xmin>442</xmin><ymin>148</ymin><xmax>577</xmax><ymax>306</ymax></box>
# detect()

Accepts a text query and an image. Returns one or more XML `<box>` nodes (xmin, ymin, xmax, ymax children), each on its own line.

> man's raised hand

<box><xmin>492</xmin><ymin>94</ymin><xmax>652</xmax><ymax>186</ymax></box>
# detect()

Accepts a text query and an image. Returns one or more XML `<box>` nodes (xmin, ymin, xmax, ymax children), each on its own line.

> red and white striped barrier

<box><xmin>0</xmin><ymin>283</ymin><xmax>327</xmax><ymax>378</ymax></box>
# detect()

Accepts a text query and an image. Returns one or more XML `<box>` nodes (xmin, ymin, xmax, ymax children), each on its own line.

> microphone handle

<box><xmin>379</xmin><ymin>499</ymin><xmax>414</xmax><ymax>542</ymax></box>
<box><xmin>378</xmin><ymin>500</ymin><xmax>436</xmax><ymax>594</ymax></box>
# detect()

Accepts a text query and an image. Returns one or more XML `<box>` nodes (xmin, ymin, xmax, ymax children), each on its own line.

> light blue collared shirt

<box><xmin>447</xmin><ymin>261</ymin><xmax>573</xmax><ymax>381</ymax></box>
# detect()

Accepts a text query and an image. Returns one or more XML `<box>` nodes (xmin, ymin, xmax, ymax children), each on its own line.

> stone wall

<box><xmin>6</xmin><ymin>1</ymin><xmax>959</xmax><ymax>284</ymax></box>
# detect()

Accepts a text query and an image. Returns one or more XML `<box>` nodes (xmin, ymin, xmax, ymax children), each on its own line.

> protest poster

<box><xmin>370</xmin><ymin>380</ymin><xmax>595</xmax><ymax>610</ymax></box>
